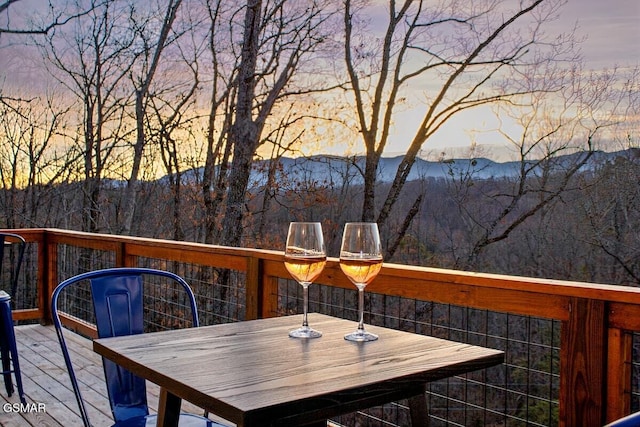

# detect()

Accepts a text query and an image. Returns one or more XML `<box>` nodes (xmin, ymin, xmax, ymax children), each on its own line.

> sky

<box><xmin>383</xmin><ymin>0</ymin><xmax>640</xmax><ymax>161</ymax></box>
<box><xmin>561</xmin><ymin>0</ymin><xmax>639</xmax><ymax>69</ymax></box>
<box><xmin>1</xmin><ymin>0</ymin><xmax>638</xmax><ymax>162</ymax></box>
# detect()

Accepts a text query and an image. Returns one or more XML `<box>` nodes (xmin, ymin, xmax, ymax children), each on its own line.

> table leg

<box><xmin>157</xmin><ymin>387</ymin><xmax>182</xmax><ymax>427</ymax></box>
<box><xmin>409</xmin><ymin>393</ymin><xmax>429</xmax><ymax>427</ymax></box>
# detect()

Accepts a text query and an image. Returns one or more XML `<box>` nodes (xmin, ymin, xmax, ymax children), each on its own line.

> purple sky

<box><xmin>1</xmin><ymin>0</ymin><xmax>637</xmax><ymax>160</ymax></box>
<box><xmin>558</xmin><ymin>0</ymin><xmax>639</xmax><ymax>69</ymax></box>
<box><xmin>2</xmin><ymin>0</ymin><xmax>637</xmax><ymax>75</ymax></box>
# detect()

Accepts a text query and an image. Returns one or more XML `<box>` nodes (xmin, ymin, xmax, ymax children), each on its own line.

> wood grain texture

<box><xmin>94</xmin><ymin>314</ymin><xmax>503</xmax><ymax>427</ymax></box>
<box><xmin>7</xmin><ymin>324</ymin><xmax>222</xmax><ymax>426</ymax></box>
<box><xmin>560</xmin><ymin>298</ymin><xmax>606</xmax><ymax>427</ymax></box>
<box><xmin>606</xmin><ymin>327</ymin><xmax>632</xmax><ymax>423</ymax></box>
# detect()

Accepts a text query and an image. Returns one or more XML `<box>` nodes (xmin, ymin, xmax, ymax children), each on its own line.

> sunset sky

<box><xmin>388</xmin><ymin>0</ymin><xmax>640</xmax><ymax>160</ymax></box>
<box><xmin>1</xmin><ymin>0</ymin><xmax>638</xmax><ymax>161</ymax></box>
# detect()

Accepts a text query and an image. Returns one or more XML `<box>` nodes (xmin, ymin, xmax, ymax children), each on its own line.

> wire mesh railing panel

<box><xmin>277</xmin><ymin>279</ymin><xmax>561</xmax><ymax>427</ymax></box>
<box><xmin>631</xmin><ymin>333</ymin><xmax>640</xmax><ymax>412</ymax></box>
<box><xmin>135</xmin><ymin>257</ymin><xmax>247</xmax><ymax>326</ymax></box>
<box><xmin>0</xmin><ymin>238</ymin><xmax>38</xmax><ymax>311</ymax></box>
<box><xmin>55</xmin><ymin>279</ymin><xmax>95</xmax><ymax>330</ymax></box>
<box><xmin>53</xmin><ymin>247</ymin><xmax>247</xmax><ymax>330</ymax></box>
<box><xmin>56</xmin><ymin>244</ymin><xmax>117</xmax><ymax>282</ymax></box>
<box><xmin>51</xmin><ymin>244</ymin><xmax>117</xmax><ymax>332</ymax></box>
<box><xmin>142</xmin><ymin>276</ymin><xmax>199</xmax><ymax>332</ymax></box>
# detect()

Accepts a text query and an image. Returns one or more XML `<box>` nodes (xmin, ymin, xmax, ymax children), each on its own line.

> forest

<box><xmin>2</xmin><ymin>148</ymin><xmax>639</xmax><ymax>287</ymax></box>
<box><xmin>0</xmin><ymin>0</ymin><xmax>638</xmax><ymax>286</ymax></box>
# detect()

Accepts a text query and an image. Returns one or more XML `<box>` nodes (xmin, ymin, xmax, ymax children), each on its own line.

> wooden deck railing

<box><xmin>5</xmin><ymin>227</ymin><xmax>640</xmax><ymax>426</ymax></box>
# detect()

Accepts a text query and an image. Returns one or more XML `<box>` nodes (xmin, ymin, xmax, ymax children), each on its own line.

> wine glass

<box><xmin>340</xmin><ymin>222</ymin><xmax>383</xmax><ymax>342</ymax></box>
<box><xmin>284</xmin><ymin>222</ymin><xmax>326</xmax><ymax>338</ymax></box>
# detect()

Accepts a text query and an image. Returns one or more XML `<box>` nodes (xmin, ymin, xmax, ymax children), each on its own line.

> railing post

<box><xmin>118</xmin><ymin>241</ymin><xmax>138</xmax><ymax>268</ymax></box>
<box><xmin>245</xmin><ymin>255</ymin><xmax>261</xmax><ymax>320</ymax></box>
<box><xmin>260</xmin><ymin>275</ymin><xmax>279</xmax><ymax>319</ymax></box>
<box><xmin>606</xmin><ymin>327</ymin><xmax>632</xmax><ymax>422</ymax></box>
<box><xmin>42</xmin><ymin>230</ymin><xmax>57</xmax><ymax>325</ymax></box>
<box><xmin>560</xmin><ymin>297</ymin><xmax>607</xmax><ymax>426</ymax></box>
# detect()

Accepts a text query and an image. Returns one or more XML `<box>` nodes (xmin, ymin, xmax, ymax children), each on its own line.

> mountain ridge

<box><xmin>167</xmin><ymin>148</ymin><xmax>639</xmax><ymax>187</ymax></box>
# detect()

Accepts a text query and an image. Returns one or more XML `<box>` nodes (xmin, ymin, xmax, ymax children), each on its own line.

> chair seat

<box><xmin>605</xmin><ymin>411</ymin><xmax>640</xmax><ymax>427</ymax></box>
<box><xmin>112</xmin><ymin>413</ymin><xmax>227</xmax><ymax>427</ymax></box>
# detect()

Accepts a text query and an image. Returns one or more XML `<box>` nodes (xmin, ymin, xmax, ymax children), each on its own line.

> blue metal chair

<box><xmin>0</xmin><ymin>232</ymin><xmax>26</xmax><ymax>404</ymax></box>
<box><xmin>605</xmin><ymin>412</ymin><xmax>640</xmax><ymax>427</ymax></box>
<box><xmin>51</xmin><ymin>268</ymin><xmax>227</xmax><ymax>427</ymax></box>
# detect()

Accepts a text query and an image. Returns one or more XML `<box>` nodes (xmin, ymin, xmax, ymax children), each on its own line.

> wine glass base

<box><xmin>344</xmin><ymin>330</ymin><xmax>378</xmax><ymax>342</ymax></box>
<box><xmin>289</xmin><ymin>327</ymin><xmax>322</xmax><ymax>339</ymax></box>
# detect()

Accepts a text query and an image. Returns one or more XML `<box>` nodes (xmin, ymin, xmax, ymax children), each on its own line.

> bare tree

<box><xmin>36</xmin><ymin>0</ymin><xmax>138</xmax><ymax>233</ymax></box>
<box><xmin>573</xmin><ymin>68</ymin><xmax>640</xmax><ymax>285</ymax></box>
<box><xmin>340</xmin><ymin>0</ymin><xmax>585</xmax><ymax>259</ymax></box>
<box><xmin>217</xmin><ymin>0</ymin><xmax>335</xmax><ymax>247</ymax></box>
<box><xmin>200</xmin><ymin>0</ymin><xmax>239</xmax><ymax>245</ymax></box>
<box><xmin>147</xmin><ymin>38</ymin><xmax>202</xmax><ymax>240</ymax></box>
<box><xmin>0</xmin><ymin>92</ymin><xmax>72</xmax><ymax>227</ymax></box>
<box><xmin>252</xmin><ymin>108</ymin><xmax>306</xmax><ymax>245</ymax></box>
<box><xmin>579</xmin><ymin>152</ymin><xmax>640</xmax><ymax>285</ymax></box>
<box><xmin>218</xmin><ymin>0</ymin><xmax>262</xmax><ymax>247</ymax></box>
<box><xmin>438</xmin><ymin>64</ymin><xmax>637</xmax><ymax>270</ymax></box>
<box><xmin>118</xmin><ymin>0</ymin><xmax>185</xmax><ymax>235</ymax></box>
<box><xmin>0</xmin><ymin>0</ymin><xmax>18</xmax><ymax>15</ymax></box>
<box><xmin>0</xmin><ymin>0</ymin><xmax>101</xmax><ymax>37</ymax></box>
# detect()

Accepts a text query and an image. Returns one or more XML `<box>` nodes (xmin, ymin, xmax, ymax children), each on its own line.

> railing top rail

<box><xmin>379</xmin><ymin>262</ymin><xmax>640</xmax><ymax>303</ymax></box>
<box><xmin>4</xmin><ymin>227</ymin><xmax>639</xmax><ymax>305</ymax></box>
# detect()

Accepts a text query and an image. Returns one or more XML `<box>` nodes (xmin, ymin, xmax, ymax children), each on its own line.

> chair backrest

<box><xmin>0</xmin><ymin>233</ymin><xmax>26</xmax><ymax>304</ymax></box>
<box><xmin>51</xmin><ymin>268</ymin><xmax>200</xmax><ymax>427</ymax></box>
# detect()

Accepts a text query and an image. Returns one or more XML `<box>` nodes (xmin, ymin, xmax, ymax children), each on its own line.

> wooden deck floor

<box><xmin>0</xmin><ymin>324</ymin><xmax>231</xmax><ymax>427</ymax></box>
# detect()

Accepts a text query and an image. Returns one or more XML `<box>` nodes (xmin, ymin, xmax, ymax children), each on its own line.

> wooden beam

<box><xmin>560</xmin><ymin>298</ymin><xmax>606</xmax><ymax>427</ymax></box>
<box><xmin>605</xmin><ymin>327</ymin><xmax>632</xmax><ymax>423</ymax></box>
<box><xmin>245</xmin><ymin>255</ymin><xmax>260</xmax><ymax>320</ymax></box>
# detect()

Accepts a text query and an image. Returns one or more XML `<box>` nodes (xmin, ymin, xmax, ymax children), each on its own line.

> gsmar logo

<box><xmin>3</xmin><ymin>402</ymin><xmax>46</xmax><ymax>413</ymax></box>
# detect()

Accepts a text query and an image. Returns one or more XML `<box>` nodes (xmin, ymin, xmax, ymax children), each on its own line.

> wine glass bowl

<box><xmin>340</xmin><ymin>222</ymin><xmax>383</xmax><ymax>342</ymax></box>
<box><xmin>339</xmin><ymin>258</ymin><xmax>382</xmax><ymax>288</ymax></box>
<box><xmin>284</xmin><ymin>222</ymin><xmax>326</xmax><ymax>338</ymax></box>
<box><xmin>284</xmin><ymin>252</ymin><xmax>326</xmax><ymax>285</ymax></box>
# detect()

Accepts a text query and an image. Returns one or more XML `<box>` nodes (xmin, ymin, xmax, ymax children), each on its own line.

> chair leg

<box><xmin>0</xmin><ymin>334</ymin><xmax>14</xmax><ymax>396</ymax></box>
<box><xmin>0</xmin><ymin>294</ymin><xmax>26</xmax><ymax>403</ymax></box>
<box><xmin>6</xmin><ymin>328</ymin><xmax>26</xmax><ymax>404</ymax></box>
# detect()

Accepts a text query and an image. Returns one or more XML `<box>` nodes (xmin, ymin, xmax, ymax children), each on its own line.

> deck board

<box><xmin>0</xmin><ymin>325</ymin><xmax>232</xmax><ymax>427</ymax></box>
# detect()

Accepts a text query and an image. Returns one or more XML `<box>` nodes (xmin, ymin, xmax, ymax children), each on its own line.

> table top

<box><xmin>93</xmin><ymin>313</ymin><xmax>504</xmax><ymax>426</ymax></box>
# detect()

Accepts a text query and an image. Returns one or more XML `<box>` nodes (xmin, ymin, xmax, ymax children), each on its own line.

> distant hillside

<box><xmin>173</xmin><ymin>148</ymin><xmax>639</xmax><ymax>187</ymax></box>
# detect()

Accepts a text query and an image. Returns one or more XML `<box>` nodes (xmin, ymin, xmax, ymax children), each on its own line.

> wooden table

<box><xmin>93</xmin><ymin>313</ymin><xmax>504</xmax><ymax>427</ymax></box>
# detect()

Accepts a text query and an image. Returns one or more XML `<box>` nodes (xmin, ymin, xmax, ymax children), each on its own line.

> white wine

<box><xmin>285</xmin><ymin>255</ymin><xmax>326</xmax><ymax>284</ymax></box>
<box><xmin>339</xmin><ymin>258</ymin><xmax>382</xmax><ymax>285</ymax></box>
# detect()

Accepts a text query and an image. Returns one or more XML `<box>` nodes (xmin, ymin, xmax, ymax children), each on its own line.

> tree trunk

<box><xmin>120</xmin><ymin>0</ymin><xmax>183</xmax><ymax>235</ymax></box>
<box><xmin>220</xmin><ymin>0</ymin><xmax>262</xmax><ymax>247</ymax></box>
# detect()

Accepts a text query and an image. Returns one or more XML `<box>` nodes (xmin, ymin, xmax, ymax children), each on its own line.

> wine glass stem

<box><xmin>357</xmin><ymin>285</ymin><xmax>365</xmax><ymax>332</ymax></box>
<box><xmin>302</xmin><ymin>283</ymin><xmax>310</xmax><ymax>328</ymax></box>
